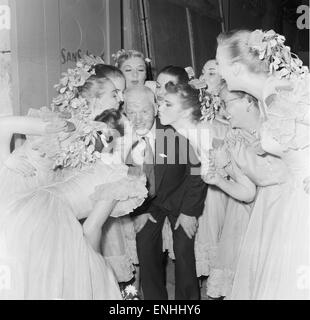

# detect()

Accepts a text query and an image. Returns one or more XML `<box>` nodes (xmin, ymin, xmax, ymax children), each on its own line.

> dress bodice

<box><xmin>260</xmin><ymin>75</ymin><xmax>310</xmax><ymax>186</ymax></box>
<box><xmin>19</xmin><ymin>139</ymin><xmax>61</xmax><ymax>185</ymax></box>
<box><xmin>42</xmin><ymin>161</ymin><xmax>127</xmax><ymax>219</ymax></box>
<box><xmin>213</xmin><ymin>128</ymin><xmax>288</xmax><ymax>187</ymax></box>
<box><xmin>196</xmin><ymin>118</ymin><xmax>229</xmax><ymax>174</ymax></box>
<box><xmin>274</xmin><ymin>147</ymin><xmax>310</xmax><ymax>187</ymax></box>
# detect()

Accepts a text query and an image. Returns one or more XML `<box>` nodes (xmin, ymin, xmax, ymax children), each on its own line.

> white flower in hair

<box><xmin>188</xmin><ymin>73</ymin><xmax>224</xmax><ymax>123</ymax></box>
<box><xmin>112</xmin><ymin>49</ymin><xmax>127</xmax><ymax>63</ymax></box>
<box><xmin>112</xmin><ymin>49</ymin><xmax>151</xmax><ymax>65</ymax></box>
<box><xmin>248</xmin><ymin>29</ymin><xmax>309</xmax><ymax>79</ymax></box>
<box><xmin>45</xmin><ymin>55</ymin><xmax>112</xmax><ymax>170</ymax></box>
<box><xmin>185</xmin><ymin>66</ymin><xmax>196</xmax><ymax>80</ymax></box>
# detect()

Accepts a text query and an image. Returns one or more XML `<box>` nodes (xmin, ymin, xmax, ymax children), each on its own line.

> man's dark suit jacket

<box><xmin>131</xmin><ymin>118</ymin><xmax>208</xmax><ymax>218</ymax></box>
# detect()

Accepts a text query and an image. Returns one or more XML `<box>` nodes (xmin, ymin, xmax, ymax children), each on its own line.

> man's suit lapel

<box><xmin>154</xmin><ymin>118</ymin><xmax>166</xmax><ymax>191</ymax></box>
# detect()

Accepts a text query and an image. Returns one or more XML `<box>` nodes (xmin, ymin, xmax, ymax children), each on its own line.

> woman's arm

<box><xmin>82</xmin><ymin>199</ymin><xmax>117</xmax><ymax>252</ymax></box>
<box><xmin>203</xmin><ymin>160</ymin><xmax>256</xmax><ymax>203</ymax></box>
<box><xmin>0</xmin><ymin>116</ymin><xmax>69</xmax><ymax>163</ymax></box>
<box><xmin>0</xmin><ymin>116</ymin><xmax>43</xmax><ymax>162</ymax></box>
<box><xmin>0</xmin><ymin>116</ymin><xmax>59</xmax><ymax>136</ymax></box>
<box><xmin>217</xmin><ymin>174</ymin><xmax>256</xmax><ymax>203</ymax></box>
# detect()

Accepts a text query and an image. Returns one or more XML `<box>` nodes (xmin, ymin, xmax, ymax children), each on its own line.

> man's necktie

<box><xmin>126</xmin><ymin>136</ymin><xmax>156</xmax><ymax>198</ymax></box>
<box><xmin>141</xmin><ymin>136</ymin><xmax>156</xmax><ymax>198</ymax></box>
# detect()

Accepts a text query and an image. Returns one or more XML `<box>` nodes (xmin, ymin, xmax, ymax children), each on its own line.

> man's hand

<box><xmin>133</xmin><ymin>213</ymin><xmax>157</xmax><ymax>233</ymax></box>
<box><xmin>174</xmin><ymin>213</ymin><xmax>198</xmax><ymax>239</ymax></box>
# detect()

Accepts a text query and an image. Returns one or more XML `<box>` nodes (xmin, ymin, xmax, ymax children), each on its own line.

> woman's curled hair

<box><xmin>165</xmin><ymin>82</ymin><xmax>202</xmax><ymax>121</ymax></box>
<box><xmin>158</xmin><ymin>65</ymin><xmax>190</xmax><ymax>85</ymax></box>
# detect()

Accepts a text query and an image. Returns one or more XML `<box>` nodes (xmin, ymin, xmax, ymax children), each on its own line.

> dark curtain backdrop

<box><xmin>127</xmin><ymin>0</ymin><xmax>309</xmax><ymax>77</ymax></box>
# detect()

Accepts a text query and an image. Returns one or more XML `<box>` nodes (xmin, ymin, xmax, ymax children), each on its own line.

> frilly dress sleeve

<box><xmin>261</xmin><ymin>75</ymin><xmax>310</xmax><ymax>153</ymax></box>
<box><xmin>90</xmin><ymin>162</ymin><xmax>148</xmax><ymax>218</ymax></box>
<box><xmin>217</xmin><ymin>129</ymin><xmax>288</xmax><ymax>187</ymax></box>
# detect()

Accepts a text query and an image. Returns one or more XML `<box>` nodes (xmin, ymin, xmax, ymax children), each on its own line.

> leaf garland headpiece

<box><xmin>248</xmin><ymin>29</ymin><xmax>309</xmax><ymax>79</ymax></box>
<box><xmin>186</xmin><ymin>66</ymin><xmax>224</xmax><ymax>122</ymax></box>
<box><xmin>46</xmin><ymin>55</ymin><xmax>113</xmax><ymax>170</ymax></box>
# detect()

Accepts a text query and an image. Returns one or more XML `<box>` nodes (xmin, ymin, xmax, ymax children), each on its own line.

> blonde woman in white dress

<box><xmin>0</xmin><ymin>59</ymin><xmax>147</xmax><ymax>300</ymax></box>
<box><xmin>216</xmin><ymin>29</ymin><xmax>310</xmax><ymax>299</ymax></box>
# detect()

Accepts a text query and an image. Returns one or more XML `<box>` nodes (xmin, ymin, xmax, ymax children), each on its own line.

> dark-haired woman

<box><xmin>157</xmin><ymin>81</ymin><xmax>224</xmax><ymax>277</ymax></box>
<box><xmin>192</xmin><ymin>63</ymin><xmax>230</xmax><ymax>283</ymax></box>
<box><xmin>155</xmin><ymin>65</ymin><xmax>190</xmax><ymax>103</ymax></box>
<box><xmin>158</xmin><ymin>82</ymin><xmax>289</xmax><ymax>298</ymax></box>
<box><xmin>156</xmin><ymin>69</ymin><xmax>228</xmax><ymax>283</ymax></box>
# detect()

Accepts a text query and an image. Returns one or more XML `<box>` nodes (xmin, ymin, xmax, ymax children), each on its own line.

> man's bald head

<box><xmin>124</xmin><ymin>85</ymin><xmax>157</xmax><ymax>135</ymax></box>
<box><xmin>124</xmin><ymin>85</ymin><xmax>156</xmax><ymax>111</ymax></box>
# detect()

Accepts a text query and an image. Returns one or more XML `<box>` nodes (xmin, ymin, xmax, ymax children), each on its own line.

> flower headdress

<box><xmin>48</xmin><ymin>55</ymin><xmax>112</xmax><ymax>170</ymax></box>
<box><xmin>52</xmin><ymin>55</ymin><xmax>105</xmax><ymax>119</ymax></box>
<box><xmin>187</xmin><ymin>66</ymin><xmax>224</xmax><ymax>122</ymax></box>
<box><xmin>199</xmin><ymin>91</ymin><xmax>224</xmax><ymax>122</ymax></box>
<box><xmin>112</xmin><ymin>49</ymin><xmax>151</xmax><ymax>67</ymax></box>
<box><xmin>248</xmin><ymin>29</ymin><xmax>309</xmax><ymax>79</ymax></box>
<box><xmin>185</xmin><ymin>66</ymin><xmax>196</xmax><ymax>81</ymax></box>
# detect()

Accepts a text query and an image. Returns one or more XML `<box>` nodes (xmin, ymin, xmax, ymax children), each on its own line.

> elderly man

<box><xmin>123</xmin><ymin>85</ymin><xmax>207</xmax><ymax>300</ymax></box>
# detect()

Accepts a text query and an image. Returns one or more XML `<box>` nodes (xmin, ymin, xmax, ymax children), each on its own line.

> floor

<box><xmin>124</xmin><ymin>257</ymin><xmax>211</xmax><ymax>300</ymax></box>
<box><xmin>166</xmin><ymin>258</ymin><xmax>208</xmax><ymax>300</ymax></box>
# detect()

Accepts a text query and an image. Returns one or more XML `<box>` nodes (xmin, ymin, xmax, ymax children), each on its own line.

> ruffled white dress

<box><xmin>0</xmin><ymin>112</ymin><xmax>148</xmax><ymax>300</ymax></box>
<box><xmin>194</xmin><ymin>119</ymin><xmax>229</xmax><ymax>277</ymax></box>
<box><xmin>231</xmin><ymin>76</ymin><xmax>310</xmax><ymax>300</ymax></box>
<box><xmin>206</xmin><ymin>128</ymin><xmax>288</xmax><ymax>298</ymax></box>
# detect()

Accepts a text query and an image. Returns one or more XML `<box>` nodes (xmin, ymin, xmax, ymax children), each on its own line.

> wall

<box><xmin>0</xmin><ymin>0</ymin><xmax>12</xmax><ymax>116</ymax></box>
<box><xmin>10</xmin><ymin>0</ymin><xmax>121</xmax><ymax>115</ymax></box>
<box><xmin>148</xmin><ymin>0</ymin><xmax>193</xmax><ymax>70</ymax></box>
